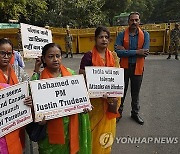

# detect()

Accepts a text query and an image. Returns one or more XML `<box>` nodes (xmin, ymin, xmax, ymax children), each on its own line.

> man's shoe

<box><xmin>167</xmin><ymin>56</ymin><xmax>171</xmax><ymax>59</ymax></box>
<box><xmin>131</xmin><ymin>114</ymin><xmax>144</xmax><ymax>125</ymax></box>
<box><xmin>175</xmin><ymin>56</ymin><xmax>179</xmax><ymax>60</ymax></box>
<box><xmin>64</xmin><ymin>55</ymin><xmax>68</xmax><ymax>58</ymax></box>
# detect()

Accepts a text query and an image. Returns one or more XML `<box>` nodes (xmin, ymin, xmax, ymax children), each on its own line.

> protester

<box><xmin>28</xmin><ymin>43</ymin><xmax>91</xmax><ymax>154</ymax></box>
<box><xmin>114</xmin><ymin>12</ymin><xmax>150</xmax><ymax>125</ymax></box>
<box><xmin>0</xmin><ymin>38</ymin><xmax>32</xmax><ymax>154</ymax></box>
<box><xmin>167</xmin><ymin>23</ymin><xmax>180</xmax><ymax>60</ymax></box>
<box><xmin>79</xmin><ymin>26</ymin><xmax>121</xmax><ymax>154</ymax></box>
<box><xmin>64</xmin><ymin>29</ymin><xmax>73</xmax><ymax>58</ymax></box>
<box><xmin>10</xmin><ymin>50</ymin><xmax>25</xmax><ymax>68</ymax></box>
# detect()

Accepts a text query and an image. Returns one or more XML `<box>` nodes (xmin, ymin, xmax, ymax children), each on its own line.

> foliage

<box><xmin>34</xmin><ymin>0</ymin><xmax>106</xmax><ymax>28</ymax></box>
<box><xmin>102</xmin><ymin>0</ymin><xmax>127</xmax><ymax>26</ymax></box>
<box><xmin>0</xmin><ymin>0</ymin><xmax>180</xmax><ymax>27</ymax></box>
<box><xmin>125</xmin><ymin>0</ymin><xmax>155</xmax><ymax>23</ymax></box>
<box><xmin>43</xmin><ymin>0</ymin><xmax>65</xmax><ymax>27</ymax></box>
<box><xmin>150</xmin><ymin>0</ymin><xmax>180</xmax><ymax>23</ymax></box>
<box><xmin>21</xmin><ymin>0</ymin><xmax>47</xmax><ymax>26</ymax></box>
<box><xmin>0</xmin><ymin>0</ymin><xmax>27</xmax><ymax>22</ymax></box>
<box><xmin>49</xmin><ymin>0</ymin><xmax>106</xmax><ymax>28</ymax></box>
<box><xmin>0</xmin><ymin>0</ymin><xmax>47</xmax><ymax>26</ymax></box>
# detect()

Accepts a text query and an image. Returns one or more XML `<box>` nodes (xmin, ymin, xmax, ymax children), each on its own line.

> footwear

<box><xmin>175</xmin><ymin>56</ymin><xmax>179</xmax><ymax>60</ymax></box>
<box><xmin>131</xmin><ymin>114</ymin><xmax>144</xmax><ymax>125</ymax></box>
<box><xmin>70</xmin><ymin>54</ymin><xmax>73</xmax><ymax>58</ymax></box>
<box><xmin>64</xmin><ymin>54</ymin><xmax>68</xmax><ymax>58</ymax></box>
<box><xmin>167</xmin><ymin>55</ymin><xmax>171</xmax><ymax>59</ymax></box>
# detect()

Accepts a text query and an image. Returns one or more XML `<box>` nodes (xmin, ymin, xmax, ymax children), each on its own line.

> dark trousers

<box><xmin>118</xmin><ymin>64</ymin><xmax>143</xmax><ymax>115</ymax></box>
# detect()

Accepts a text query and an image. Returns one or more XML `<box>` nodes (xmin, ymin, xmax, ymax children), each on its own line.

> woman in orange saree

<box><xmin>79</xmin><ymin>26</ymin><xmax>121</xmax><ymax>154</ymax></box>
<box><xmin>29</xmin><ymin>43</ymin><xmax>91</xmax><ymax>154</ymax></box>
<box><xmin>0</xmin><ymin>38</ymin><xmax>32</xmax><ymax>154</ymax></box>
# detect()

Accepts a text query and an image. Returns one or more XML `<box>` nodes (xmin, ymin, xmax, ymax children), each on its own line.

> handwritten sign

<box><xmin>20</xmin><ymin>23</ymin><xmax>52</xmax><ymax>58</ymax></box>
<box><xmin>85</xmin><ymin>66</ymin><xmax>124</xmax><ymax>98</ymax></box>
<box><xmin>0</xmin><ymin>82</ymin><xmax>32</xmax><ymax>137</ymax></box>
<box><xmin>29</xmin><ymin>75</ymin><xmax>91</xmax><ymax>122</ymax></box>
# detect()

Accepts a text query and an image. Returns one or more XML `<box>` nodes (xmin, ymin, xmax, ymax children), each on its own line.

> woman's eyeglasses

<box><xmin>0</xmin><ymin>51</ymin><xmax>13</xmax><ymax>58</ymax></box>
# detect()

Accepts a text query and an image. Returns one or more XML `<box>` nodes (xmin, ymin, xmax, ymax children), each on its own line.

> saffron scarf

<box><xmin>121</xmin><ymin>27</ymin><xmax>145</xmax><ymax>75</ymax></box>
<box><xmin>40</xmin><ymin>65</ymin><xmax>79</xmax><ymax>154</ymax></box>
<box><xmin>0</xmin><ymin>65</ymin><xmax>22</xmax><ymax>154</ymax></box>
<box><xmin>0</xmin><ymin>64</ymin><xmax>18</xmax><ymax>85</ymax></box>
<box><xmin>92</xmin><ymin>46</ymin><xmax>119</xmax><ymax>119</ymax></box>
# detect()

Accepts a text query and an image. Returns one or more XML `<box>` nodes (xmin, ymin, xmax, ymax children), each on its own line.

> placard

<box><xmin>20</xmin><ymin>23</ymin><xmax>52</xmax><ymax>58</ymax></box>
<box><xmin>85</xmin><ymin>66</ymin><xmax>124</xmax><ymax>98</ymax></box>
<box><xmin>29</xmin><ymin>75</ymin><xmax>91</xmax><ymax>122</ymax></box>
<box><xmin>0</xmin><ymin>82</ymin><xmax>33</xmax><ymax>137</ymax></box>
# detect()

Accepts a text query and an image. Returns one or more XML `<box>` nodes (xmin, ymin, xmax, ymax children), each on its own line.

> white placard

<box><xmin>85</xmin><ymin>66</ymin><xmax>124</xmax><ymax>98</ymax></box>
<box><xmin>0</xmin><ymin>82</ymin><xmax>33</xmax><ymax>137</ymax></box>
<box><xmin>29</xmin><ymin>75</ymin><xmax>91</xmax><ymax>122</ymax></box>
<box><xmin>20</xmin><ymin>23</ymin><xmax>52</xmax><ymax>58</ymax></box>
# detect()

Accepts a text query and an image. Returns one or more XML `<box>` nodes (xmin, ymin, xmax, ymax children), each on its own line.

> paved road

<box><xmin>112</xmin><ymin>55</ymin><xmax>180</xmax><ymax>154</ymax></box>
<box><xmin>24</xmin><ymin>54</ymin><xmax>180</xmax><ymax>154</ymax></box>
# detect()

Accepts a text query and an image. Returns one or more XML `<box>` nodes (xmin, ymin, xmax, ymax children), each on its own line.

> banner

<box><xmin>29</xmin><ymin>75</ymin><xmax>91</xmax><ymax>122</ymax></box>
<box><xmin>20</xmin><ymin>23</ymin><xmax>52</xmax><ymax>58</ymax></box>
<box><xmin>0</xmin><ymin>82</ymin><xmax>32</xmax><ymax>137</ymax></box>
<box><xmin>85</xmin><ymin>66</ymin><xmax>124</xmax><ymax>98</ymax></box>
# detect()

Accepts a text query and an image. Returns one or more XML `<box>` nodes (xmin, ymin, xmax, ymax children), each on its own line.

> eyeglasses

<box><xmin>0</xmin><ymin>51</ymin><xmax>13</xmax><ymax>58</ymax></box>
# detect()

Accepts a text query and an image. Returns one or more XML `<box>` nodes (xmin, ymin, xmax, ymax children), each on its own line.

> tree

<box><xmin>125</xmin><ymin>0</ymin><xmax>155</xmax><ymax>23</ymax></box>
<box><xmin>1</xmin><ymin>0</ymin><xmax>179</xmax><ymax>28</ymax></box>
<box><xmin>39</xmin><ymin>0</ymin><xmax>105</xmax><ymax>28</ymax></box>
<box><xmin>42</xmin><ymin>0</ymin><xmax>65</xmax><ymax>27</ymax></box>
<box><xmin>0</xmin><ymin>0</ymin><xmax>27</xmax><ymax>22</ymax></box>
<box><xmin>150</xmin><ymin>0</ymin><xmax>180</xmax><ymax>23</ymax></box>
<box><xmin>102</xmin><ymin>0</ymin><xmax>128</xmax><ymax>26</ymax></box>
<box><xmin>62</xmin><ymin>0</ymin><xmax>106</xmax><ymax>28</ymax></box>
<box><xmin>0</xmin><ymin>0</ymin><xmax>47</xmax><ymax>26</ymax></box>
<box><xmin>20</xmin><ymin>0</ymin><xmax>47</xmax><ymax>26</ymax></box>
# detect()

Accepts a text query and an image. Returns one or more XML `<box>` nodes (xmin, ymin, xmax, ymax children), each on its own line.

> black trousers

<box><xmin>118</xmin><ymin>64</ymin><xmax>143</xmax><ymax>115</ymax></box>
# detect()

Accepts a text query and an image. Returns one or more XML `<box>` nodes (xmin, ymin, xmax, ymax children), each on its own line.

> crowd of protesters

<box><xmin>0</xmin><ymin>12</ymin><xmax>152</xmax><ymax>154</ymax></box>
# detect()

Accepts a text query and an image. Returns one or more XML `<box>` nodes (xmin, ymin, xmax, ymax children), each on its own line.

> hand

<box><xmin>108</xmin><ymin>97</ymin><xmax>118</xmax><ymax>105</ymax></box>
<box><xmin>34</xmin><ymin>56</ymin><xmax>42</xmax><ymax>73</ymax></box>
<box><xmin>144</xmin><ymin>49</ymin><xmax>149</xmax><ymax>56</ymax></box>
<box><xmin>83</xmin><ymin>108</ymin><xmax>91</xmax><ymax>114</ymax></box>
<box><xmin>107</xmin><ymin>97</ymin><xmax>118</xmax><ymax>114</ymax></box>
<box><xmin>136</xmin><ymin>49</ymin><xmax>149</xmax><ymax>57</ymax></box>
<box><xmin>143</xmin><ymin>49</ymin><xmax>149</xmax><ymax>56</ymax></box>
<box><xmin>102</xmin><ymin>93</ymin><xmax>108</xmax><ymax>99</ymax></box>
<box><xmin>38</xmin><ymin>116</ymin><xmax>47</xmax><ymax>125</ymax></box>
<box><xmin>24</xmin><ymin>96</ymin><xmax>33</xmax><ymax>107</ymax></box>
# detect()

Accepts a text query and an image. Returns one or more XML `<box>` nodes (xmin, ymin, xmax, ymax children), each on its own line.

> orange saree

<box><xmin>89</xmin><ymin>47</ymin><xmax>121</xmax><ymax>154</ymax></box>
<box><xmin>40</xmin><ymin>65</ymin><xmax>79</xmax><ymax>154</ymax></box>
<box><xmin>0</xmin><ymin>64</ymin><xmax>22</xmax><ymax>154</ymax></box>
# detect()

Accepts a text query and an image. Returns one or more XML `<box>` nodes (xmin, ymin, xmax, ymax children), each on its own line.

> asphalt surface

<box><xmin>24</xmin><ymin>54</ymin><xmax>180</xmax><ymax>154</ymax></box>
